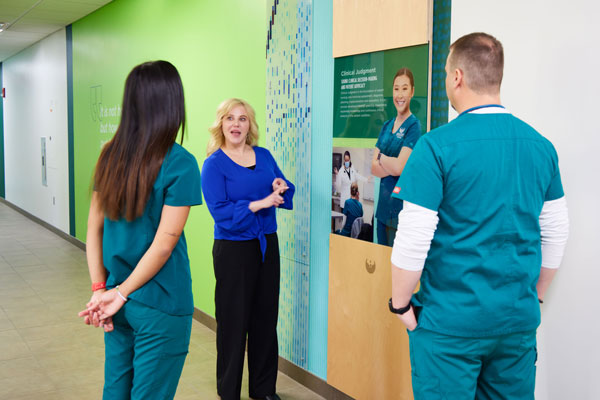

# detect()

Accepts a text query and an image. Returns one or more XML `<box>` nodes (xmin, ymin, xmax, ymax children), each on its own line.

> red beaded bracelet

<box><xmin>92</xmin><ymin>282</ymin><xmax>107</xmax><ymax>291</ymax></box>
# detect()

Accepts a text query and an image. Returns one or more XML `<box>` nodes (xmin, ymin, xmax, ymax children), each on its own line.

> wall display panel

<box><xmin>71</xmin><ymin>0</ymin><xmax>266</xmax><ymax>316</ymax></box>
<box><xmin>266</xmin><ymin>0</ymin><xmax>312</xmax><ymax>368</ymax></box>
<box><xmin>333</xmin><ymin>45</ymin><xmax>429</xmax><ymax>139</ymax></box>
<box><xmin>327</xmin><ymin>7</ymin><xmax>439</xmax><ymax>393</ymax></box>
<box><xmin>324</xmin><ymin>0</ymin><xmax>451</xmax><ymax>387</ymax></box>
<box><xmin>333</xmin><ymin>0</ymin><xmax>428</xmax><ymax>58</ymax></box>
<box><xmin>331</xmin><ymin>45</ymin><xmax>428</xmax><ymax>247</ymax></box>
<box><xmin>328</xmin><ymin>234</ymin><xmax>414</xmax><ymax>399</ymax></box>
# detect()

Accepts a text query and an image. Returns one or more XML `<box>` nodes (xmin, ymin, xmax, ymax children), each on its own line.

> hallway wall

<box><xmin>450</xmin><ymin>1</ymin><xmax>600</xmax><ymax>398</ymax></box>
<box><xmin>70</xmin><ymin>0</ymin><xmax>266</xmax><ymax>319</ymax></box>
<box><xmin>2</xmin><ymin>29</ymin><xmax>70</xmax><ymax>233</ymax></box>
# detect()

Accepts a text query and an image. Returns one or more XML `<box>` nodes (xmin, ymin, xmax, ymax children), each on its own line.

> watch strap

<box><xmin>389</xmin><ymin>298</ymin><xmax>411</xmax><ymax>315</ymax></box>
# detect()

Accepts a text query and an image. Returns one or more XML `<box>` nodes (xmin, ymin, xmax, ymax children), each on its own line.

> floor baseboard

<box><xmin>0</xmin><ymin>197</ymin><xmax>85</xmax><ymax>251</ymax></box>
<box><xmin>192</xmin><ymin>308</ymin><xmax>353</xmax><ymax>400</ymax></box>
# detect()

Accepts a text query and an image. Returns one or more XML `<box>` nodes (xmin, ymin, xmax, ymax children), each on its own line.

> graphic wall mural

<box><xmin>266</xmin><ymin>0</ymin><xmax>312</xmax><ymax>368</ymax></box>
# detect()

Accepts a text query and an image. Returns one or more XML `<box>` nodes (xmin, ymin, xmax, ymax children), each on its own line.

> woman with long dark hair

<box><xmin>202</xmin><ymin>98</ymin><xmax>294</xmax><ymax>400</ymax></box>
<box><xmin>78</xmin><ymin>60</ymin><xmax>202</xmax><ymax>399</ymax></box>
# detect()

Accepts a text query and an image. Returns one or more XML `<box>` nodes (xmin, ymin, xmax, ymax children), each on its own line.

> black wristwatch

<box><xmin>389</xmin><ymin>298</ymin><xmax>411</xmax><ymax>315</ymax></box>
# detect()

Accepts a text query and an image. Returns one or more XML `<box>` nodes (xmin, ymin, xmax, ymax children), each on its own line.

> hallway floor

<box><xmin>0</xmin><ymin>201</ymin><xmax>323</xmax><ymax>400</ymax></box>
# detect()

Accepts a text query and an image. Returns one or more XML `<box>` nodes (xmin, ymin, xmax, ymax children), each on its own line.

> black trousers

<box><xmin>212</xmin><ymin>233</ymin><xmax>280</xmax><ymax>400</ymax></box>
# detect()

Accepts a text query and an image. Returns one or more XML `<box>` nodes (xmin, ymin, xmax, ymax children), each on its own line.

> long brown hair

<box><xmin>93</xmin><ymin>60</ymin><xmax>186</xmax><ymax>221</ymax></box>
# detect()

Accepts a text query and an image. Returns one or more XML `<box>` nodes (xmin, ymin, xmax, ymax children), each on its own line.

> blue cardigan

<box><xmin>201</xmin><ymin>147</ymin><xmax>295</xmax><ymax>257</ymax></box>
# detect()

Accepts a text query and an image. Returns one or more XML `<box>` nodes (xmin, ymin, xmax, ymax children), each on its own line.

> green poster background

<box><xmin>72</xmin><ymin>0</ymin><xmax>266</xmax><ymax>316</ymax></box>
<box><xmin>333</xmin><ymin>44</ymin><xmax>429</xmax><ymax>140</ymax></box>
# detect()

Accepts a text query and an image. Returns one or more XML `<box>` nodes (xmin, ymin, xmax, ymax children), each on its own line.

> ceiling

<box><xmin>0</xmin><ymin>0</ymin><xmax>113</xmax><ymax>62</ymax></box>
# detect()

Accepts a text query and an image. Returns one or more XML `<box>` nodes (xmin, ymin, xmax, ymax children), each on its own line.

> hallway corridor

<box><xmin>0</xmin><ymin>201</ymin><xmax>323</xmax><ymax>400</ymax></box>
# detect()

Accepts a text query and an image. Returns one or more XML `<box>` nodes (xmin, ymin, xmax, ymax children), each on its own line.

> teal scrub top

<box><xmin>394</xmin><ymin>107</ymin><xmax>564</xmax><ymax>337</ymax></box>
<box><xmin>103</xmin><ymin>143</ymin><xmax>202</xmax><ymax>316</ymax></box>
<box><xmin>340</xmin><ymin>198</ymin><xmax>363</xmax><ymax>237</ymax></box>
<box><xmin>375</xmin><ymin>115</ymin><xmax>421</xmax><ymax>227</ymax></box>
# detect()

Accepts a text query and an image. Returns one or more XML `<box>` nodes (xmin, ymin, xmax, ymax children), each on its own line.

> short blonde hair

<box><xmin>207</xmin><ymin>98</ymin><xmax>259</xmax><ymax>156</ymax></box>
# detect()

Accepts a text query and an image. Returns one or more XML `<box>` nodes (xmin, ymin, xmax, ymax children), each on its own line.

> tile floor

<box><xmin>0</xmin><ymin>202</ymin><xmax>324</xmax><ymax>400</ymax></box>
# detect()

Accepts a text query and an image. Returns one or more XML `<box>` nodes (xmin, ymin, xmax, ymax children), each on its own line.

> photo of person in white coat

<box><xmin>334</xmin><ymin>150</ymin><xmax>368</xmax><ymax>212</ymax></box>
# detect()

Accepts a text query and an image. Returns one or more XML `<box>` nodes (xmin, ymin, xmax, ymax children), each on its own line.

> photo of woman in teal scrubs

<box><xmin>78</xmin><ymin>60</ymin><xmax>202</xmax><ymax>400</ymax></box>
<box><xmin>371</xmin><ymin>68</ymin><xmax>422</xmax><ymax>246</ymax></box>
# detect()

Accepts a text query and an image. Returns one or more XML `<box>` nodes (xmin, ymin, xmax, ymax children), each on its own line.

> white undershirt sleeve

<box><xmin>391</xmin><ymin>197</ymin><xmax>569</xmax><ymax>271</ymax></box>
<box><xmin>539</xmin><ymin>196</ymin><xmax>569</xmax><ymax>269</ymax></box>
<box><xmin>391</xmin><ymin>201</ymin><xmax>439</xmax><ymax>271</ymax></box>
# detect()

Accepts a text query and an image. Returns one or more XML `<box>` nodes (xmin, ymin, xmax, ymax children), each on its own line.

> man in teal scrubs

<box><xmin>389</xmin><ymin>33</ymin><xmax>569</xmax><ymax>399</ymax></box>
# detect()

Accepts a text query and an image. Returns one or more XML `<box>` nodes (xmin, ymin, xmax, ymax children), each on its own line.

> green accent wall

<box><xmin>71</xmin><ymin>0</ymin><xmax>266</xmax><ymax>315</ymax></box>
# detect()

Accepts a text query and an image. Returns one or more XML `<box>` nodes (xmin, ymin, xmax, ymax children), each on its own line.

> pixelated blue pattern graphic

<box><xmin>266</xmin><ymin>0</ymin><xmax>312</xmax><ymax>368</ymax></box>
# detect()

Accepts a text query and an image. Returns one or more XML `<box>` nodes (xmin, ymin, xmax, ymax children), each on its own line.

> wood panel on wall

<box><xmin>333</xmin><ymin>0</ymin><xmax>429</xmax><ymax>58</ymax></box>
<box><xmin>327</xmin><ymin>234</ymin><xmax>413</xmax><ymax>400</ymax></box>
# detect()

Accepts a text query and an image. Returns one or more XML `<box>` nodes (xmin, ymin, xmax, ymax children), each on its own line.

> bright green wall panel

<box><xmin>72</xmin><ymin>0</ymin><xmax>266</xmax><ymax>315</ymax></box>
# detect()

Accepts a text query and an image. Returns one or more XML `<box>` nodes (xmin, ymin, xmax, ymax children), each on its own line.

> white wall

<box><xmin>451</xmin><ymin>2</ymin><xmax>600</xmax><ymax>398</ymax></box>
<box><xmin>3</xmin><ymin>28</ymin><xmax>69</xmax><ymax>233</ymax></box>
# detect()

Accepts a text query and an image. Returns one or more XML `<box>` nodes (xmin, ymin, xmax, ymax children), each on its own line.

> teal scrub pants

<box><xmin>408</xmin><ymin>328</ymin><xmax>537</xmax><ymax>400</ymax></box>
<box><xmin>103</xmin><ymin>300</ymin><xmax>193</xmax><ymax>400</ymax></box>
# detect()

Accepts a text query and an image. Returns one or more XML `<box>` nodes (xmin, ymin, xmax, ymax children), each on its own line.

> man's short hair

<box><xmin>350</xmin><ymin>183</ymin><xmax>359</xmax><ymax>197</ymax></box>
<box><xmin>449</xmin><ymin>32</ymin><xmax>504</xmax><ymax>94</ymax></box>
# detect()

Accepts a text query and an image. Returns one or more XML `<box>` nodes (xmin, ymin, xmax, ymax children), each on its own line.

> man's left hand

<box><xmin>397</xmin><ymin>306</ymin><xmax>418</xmax><ymax>331</ymax></box>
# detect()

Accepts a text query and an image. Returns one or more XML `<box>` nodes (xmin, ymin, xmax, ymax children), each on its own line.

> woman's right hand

<box><xmin>97</xmin><ymin>288</ymin><xmax>127</xmax><ymax>321</ymax></box>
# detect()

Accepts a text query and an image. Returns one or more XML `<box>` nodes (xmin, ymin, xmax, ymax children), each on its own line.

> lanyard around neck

<box><xmin>459</xmin><ymin>104</ymin><xmax>505</xmax><ymax>117</ymax></box>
